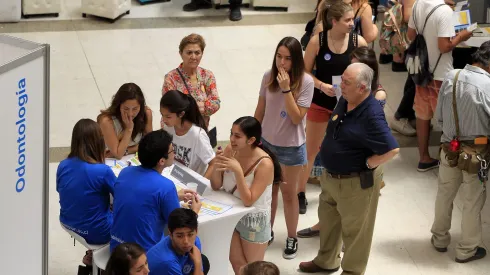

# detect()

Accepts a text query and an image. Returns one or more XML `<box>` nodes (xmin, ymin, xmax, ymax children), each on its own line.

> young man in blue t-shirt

<box><xmin>147</xmin><ymin>208</ymin><xmax>210</xmax><ymax>275</ymax></box>
<box><xmin>110</xmin><ymin>129</ymin><xmax>201</xmax><ymax>252</ymax></box>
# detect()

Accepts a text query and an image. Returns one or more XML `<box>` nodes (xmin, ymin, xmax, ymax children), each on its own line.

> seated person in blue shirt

<box><xmin>110</xmin><ymin>129</ymin><xmax>202</xmax><ymax>252</ymax></box>
<box><xmin>106</xmin><ymin>243</ymin><xmax>149</xmax><ymax>275</ymax></box>
<box><xmin>57</xmin><ymin>118</ymin><xmax>116</xmax><ymax>266</ymax></box>
<box><xmin>147</xmin><ymin>208</ymin><xmax>210</xmax><ymax>275</ymax></box>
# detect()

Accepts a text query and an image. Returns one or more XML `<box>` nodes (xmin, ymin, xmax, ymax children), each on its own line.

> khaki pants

<box><xmin>313</xmin><ymin>168</ymin><xmax>382</xmax><ymax>275</ymax></box>
<box><xmin>431</xmin><ymin>150</ymin><xmax>487</xmax><ymax>260</ymax></box>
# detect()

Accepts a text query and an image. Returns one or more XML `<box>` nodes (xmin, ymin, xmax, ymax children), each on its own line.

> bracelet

<box><xmin>320</xmin><ymin>83</ymin><xmax>323</xmax><ymax>91</ymax></box>
<box><xmin>282</xmin><ymin>90</ymin><xmax>291</xmax><ymax>94</ymax></box>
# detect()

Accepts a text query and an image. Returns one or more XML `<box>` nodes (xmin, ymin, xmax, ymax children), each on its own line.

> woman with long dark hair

<box><xmin>254</xmin><ymin>36</ymin><xmax>314</xmax><ymax>259</ymax></box>
<box><xmin>98</xmin><ymin>83</ymin><xmax>153</xmax><ymax>160</ymax></box>
<box><xmin>106</xmin><ymin>243</ymin><xmax>149</xmax><ymax>275</ymax></box>
<box><xmin>57</xmin><ymin>119</ymin><xmax>116</xmax><ymax>266</ymax></box>
<box><xmin>160</xmin><ymin>90</ymin><xmax>215</xmax><ymax>178</ymax></box>
<box><xmin>211</xmin><ymin>116</ymin><xmax>282</xmax><ymax>274</ymax></box>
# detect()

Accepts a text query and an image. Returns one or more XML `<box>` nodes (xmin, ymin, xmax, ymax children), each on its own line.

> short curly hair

<box><xmin>179</xmin><ymin>33</ymin><xmax>206</xmax><ymax>53</ymax></box>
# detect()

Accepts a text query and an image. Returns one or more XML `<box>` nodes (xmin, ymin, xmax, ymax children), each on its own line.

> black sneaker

<box><xmin>298</xmin><ymin>192</ymin><xmax>308</xmax><ymax>214</ymax></box>
<box><xmin>283</xmin><ymin>237</ymin><xmax>298</xmax><ymax>259</ymax></box>
<box><xmin>456</xmin><ymin>247</ymin><xmax>486</xmax><ymax>263</ymax></box>
<box><xmin>268</xmin><ymin>231</ymin><xmax>274</xmax><ymax>246</ymax></box>
<box><xmin>183</xmin><ymin>0</ymin><xmax>212</xmax><ymax>12</ymax></box>
<box><xmin>417</xmin><ymin>159</ymin><xmax>440</xmax><ymax>172</ymax></box>
<box><xmin>229</xmin><ymin>5</ymin><xmax>242</xmax><ymax>21</ymax></box>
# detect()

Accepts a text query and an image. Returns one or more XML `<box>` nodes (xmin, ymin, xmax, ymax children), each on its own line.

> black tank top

<box><xmin>312</xmin><ymin>31</ymin><xmax>358</xmax><ymax>110</ymax></box>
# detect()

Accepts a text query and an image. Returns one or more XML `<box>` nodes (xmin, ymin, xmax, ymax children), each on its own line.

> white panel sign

<box><xmin>0</xmin><ymin>55</ymin><xmax>46</xmax><ymax>275</ymax></box>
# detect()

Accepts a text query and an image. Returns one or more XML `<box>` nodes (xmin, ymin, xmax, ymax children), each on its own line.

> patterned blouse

<box><xmin>162</xmin><ymin>63</ymin><xmax>221</xmax><ymax>117</ymax></box>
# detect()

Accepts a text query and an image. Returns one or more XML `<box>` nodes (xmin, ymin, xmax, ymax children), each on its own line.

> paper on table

<box><xmin>332</xmin><ymin>75</ymin><xmax>342</xmax><ymax>100</ymax></box>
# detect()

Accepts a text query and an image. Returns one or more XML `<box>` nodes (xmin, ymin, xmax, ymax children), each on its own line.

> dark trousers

<box><xmin>394</xmin><ymin>74</ymin><xmax>416</xmax><ymax>120</ymax></box>
<box><xmin>229</xmin><ymin>0</ymin><xmax>242</xmax><ymax>5</ymax></box>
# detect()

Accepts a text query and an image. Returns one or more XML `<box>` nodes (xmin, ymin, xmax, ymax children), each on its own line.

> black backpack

<box><xmin>405</xmin><ymin>2</ymin><xmax>445</xmax><ymax>87</ymax></box>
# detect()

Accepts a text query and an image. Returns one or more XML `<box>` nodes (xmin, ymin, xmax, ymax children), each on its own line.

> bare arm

<box><xmin>254</xmin><ymin>96</ymin><xmax>266</xmax><ymax>124</ymax></box>
<box><xmin>234</xmin><ymin>158</ymin><xmax>274</xmax><ymax>207</ymax></box>
<box><xmin>99</xmin><ymin>116</ymin><xmax>133</xmax><ymax>160</ymax></box>
<box><xmin>407</xmin><ymin>27</ymin><xmax>417</xmax><ymax>42</ymax></box>
<box><xmin>144</xmin><ymin>107</ymin><xmax>153</xmax><ymax>134</ymax></box>
<box><xmin>359</xmin><ymin>5</ymin><xmax>378</xmax><ymax>43</ymax></box>
<box><xmin>210</xmin><ymin>145</ymin><xmax>233</xmax><ymax>190</ymax></box>
<box><xmin>357</xmin><ymin>35</ymin><xmax>368</xmax><ymax>47</ymax></box>
<box><xmin>367</xmin><ymin>148</ymin><xmax>400</xmax><ymax>168</ymax></box>
<box><xmin>283</xmin><ymin>92</ymin><xmax>309</xmax><ymax>125</ymax></box>
<box><xmin>304</xmin><ymin>35</ymin><xmax>323</xmax><ymax>89</ymax></box>
<box><xmin>438</xmin><ymin>30</ymin><xmax>472</xmax><ymax>54</ymax></box>
<box><xmin>402</xmin><ymin>0</ymin><xmax>415</xmax><ymax>23</ymax></box>
<box><xmin>203</xmin><ymin>158</ymin><xmax>215</xmax><ymax>180</ymax></box>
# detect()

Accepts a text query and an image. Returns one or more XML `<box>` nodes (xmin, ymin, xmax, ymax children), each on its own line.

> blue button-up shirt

<box><xmin>320</xmin><ymin>95</ymin><xmax>399</xmax><ymax>174</ymax></box>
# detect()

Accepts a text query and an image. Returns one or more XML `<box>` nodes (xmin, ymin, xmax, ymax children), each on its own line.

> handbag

<box><xmin>177</xmin><ymin>68</ymin><xmax>218</xmax><ymax>148</ymax></box>
<box><xmin>379</xmin><ymin>1</ymin><xmax>409</xmax><ymax>55</ymax></box>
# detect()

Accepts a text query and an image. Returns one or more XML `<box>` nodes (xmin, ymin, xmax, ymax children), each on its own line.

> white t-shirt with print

<box><xmin>164</xmin><ymin>124</ymin><xmax>215</xmax><ymax>176</ymax></box>
<box><xmin>408</xmin><ymin>0</ymin><xmax>455</xmax><ymax>81</ymax></box>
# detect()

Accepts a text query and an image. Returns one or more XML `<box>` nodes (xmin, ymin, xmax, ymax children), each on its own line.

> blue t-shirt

<box><xmin>147</xmin><ymin>235</ymin><xmax>202</xmax><ymax>275</ymax></box>
<box><xmin>110</xmin><ymin>166</ymin><xmax>180</xmax><ymax>252</ymax></box>
<box><xmin>320</xmin><ymin>95</ymin><xmax>399</xmax><ymax>174</ymax></box>
<box><xmin>57</xmin><ymin>157</ymin><xmax>116</xmax><ymax>245</ymax></box>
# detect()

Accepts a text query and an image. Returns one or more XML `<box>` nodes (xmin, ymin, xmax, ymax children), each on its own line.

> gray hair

<box><xmin>348</xmin><ymin>63</ymin><xmax>374</xmax><ymax>92</ymax></box>
<box><xmin>472</xmin><ymin>40</ymin><xmax>490</xmax><ymax>67</ymax></box>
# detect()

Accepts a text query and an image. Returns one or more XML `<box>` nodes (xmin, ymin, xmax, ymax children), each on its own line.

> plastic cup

<box><xmin>187</xmin><ymin>182</ymin><xmax>198</xmax><ymax>193</ymax></box>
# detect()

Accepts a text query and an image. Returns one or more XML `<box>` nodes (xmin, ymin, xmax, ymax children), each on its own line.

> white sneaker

<box><xmin>390</xmin><ymin>118</ymin><xmax>416</xmax><ymax>136</ymax></box>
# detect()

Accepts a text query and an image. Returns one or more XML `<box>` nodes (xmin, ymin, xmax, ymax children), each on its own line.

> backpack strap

<box><xmin>421</xmin><ymin>4</ymin><xmax>445</xmax><ymax>34</ymax></box>
<box><xmin>452</xmin><ymin>70</ymin><xmax>462</xmax><ymax>138</ymax></box>
<box><xmin>230</xmin><ymin>156</ymin><xmax>270</xmax><ymax>195</ymax></box>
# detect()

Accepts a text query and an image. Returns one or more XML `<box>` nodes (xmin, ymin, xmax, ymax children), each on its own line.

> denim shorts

<box><xmin>235</xmin><ymin>214</ymin><xmax>271</xmax><ymax>244</ymax></box>
<box><xmin>261</xmin><ymin>138</ymin><xmax>307</xmax><ymax>166</ymax></box>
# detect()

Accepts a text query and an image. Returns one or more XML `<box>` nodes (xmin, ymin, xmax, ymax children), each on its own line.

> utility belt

<box><xmin>442</xmin><ymin>69</ymin><xmax>489</xmax><ymax>182</ymax></box>
<box><xmin>441</xmin><ymin>142</ymin><xmax>490</xmax><ymax>174</ymax></box>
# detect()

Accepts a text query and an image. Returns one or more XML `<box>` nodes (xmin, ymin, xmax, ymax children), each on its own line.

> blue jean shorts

<box><xmin>235</xmin><ymin>214</ymin><xmax>271</xmax><ymax>244</ymax></box>
<box><xmin>261</xmin><ymin>138</ymin><xmax>307</xmax><ymax>166</ymax></box>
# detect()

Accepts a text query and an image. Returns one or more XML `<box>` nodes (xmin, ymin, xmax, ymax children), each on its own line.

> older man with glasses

<box><xmin>299</xmin><ymin>63</ymin><xmax>399</xmax><ymax>274</ymax></box>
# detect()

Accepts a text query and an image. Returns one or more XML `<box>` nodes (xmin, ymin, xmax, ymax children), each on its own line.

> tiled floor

<box><xmin>4</xmin><ymin>2</ymin><xmax>490</xmax><ymax>274</ymax></box>
<box><xmin>21</xmin><ymin>0</ymin><xmax>316</xmax><ymax>21</ymax></box>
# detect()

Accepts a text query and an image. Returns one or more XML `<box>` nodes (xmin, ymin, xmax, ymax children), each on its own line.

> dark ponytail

<box><xmin>233</xmin><ymin>116</ymin><xmax>283</xmax><ymax>184</ymax></box>
<box><xmin>160</xmin><ymin>90</ymin><xmax>208</xmax><ymax>132</ymax></box>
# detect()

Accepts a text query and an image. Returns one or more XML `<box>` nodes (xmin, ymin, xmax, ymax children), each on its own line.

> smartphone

<box><xmin>359</xmin><ymin>170</ymin><xmax>374</xmax><ymax>189</ymax></box>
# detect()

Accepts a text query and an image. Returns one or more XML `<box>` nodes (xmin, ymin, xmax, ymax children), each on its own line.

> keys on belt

<box><xmin>477</xmin><ymin>155</ymin><xmax>489</xmax><ymax>183</ymax></box>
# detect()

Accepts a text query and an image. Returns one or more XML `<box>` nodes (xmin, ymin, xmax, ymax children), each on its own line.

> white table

<box><xmin>110</xmin><ymin>155</ymin><xmax>254</xmax><ymax>275</ymax></box>
<box><xmin>462</xmin><ymin>36</ymin><xmax>490</xmax><ymax>48</ymax></box>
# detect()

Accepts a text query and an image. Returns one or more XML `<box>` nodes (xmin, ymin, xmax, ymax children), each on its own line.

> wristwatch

<box><xmin>366</xmin><ymin>159</ymin><xmax>373</xmax><ymax>169</ymax></box>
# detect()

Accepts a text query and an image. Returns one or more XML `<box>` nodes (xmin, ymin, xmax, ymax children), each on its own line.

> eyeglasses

<box><xmin>168</xmin><ymin>149</ymin><xmax>174</xmax><ymax>155</ymax></box>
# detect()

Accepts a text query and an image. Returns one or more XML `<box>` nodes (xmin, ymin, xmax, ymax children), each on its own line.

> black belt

<box><xmin>327</xmin><ymin>172</ymin><xmax>360</xmax><ymax>179</ymax></box>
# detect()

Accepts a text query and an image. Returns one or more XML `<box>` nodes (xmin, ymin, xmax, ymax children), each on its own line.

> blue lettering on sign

<box><xmin>16</xmin><ymin>78</ymin><xmax>27</xmax><ymax>193</ymax></box>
